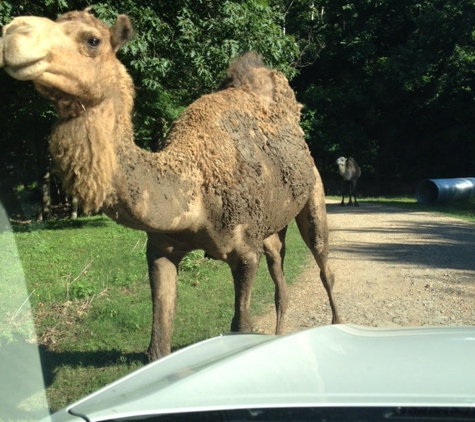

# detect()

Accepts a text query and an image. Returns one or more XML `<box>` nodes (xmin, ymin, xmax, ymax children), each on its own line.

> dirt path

<box><xmin>255</xmin><ymin>200</ymin><xmax>475</xmax><ymax>333</ymax></box>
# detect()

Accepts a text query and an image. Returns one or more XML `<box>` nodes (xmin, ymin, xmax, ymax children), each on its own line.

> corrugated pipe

<box><xmin>415</xmin><ymin>178</ymin><xmax>475</xmax><ymax>204</ymax></box>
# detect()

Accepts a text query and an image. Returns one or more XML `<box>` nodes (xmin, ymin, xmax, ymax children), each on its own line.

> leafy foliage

<box><xmin>294</xmin><ymin>0</ymin><xmax>475</xmax><ymax>193</ymax></box>
<box><xmin>1</xmin><ymin>0</ymin><xmax>474</xmax><ymax>203</ymax></box>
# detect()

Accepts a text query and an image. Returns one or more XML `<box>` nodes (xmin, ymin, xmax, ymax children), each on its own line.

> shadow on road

<box><xmin>326</xmin><ymin>202</ymin><xmax>475</xmax><ymax>273</ymax></box>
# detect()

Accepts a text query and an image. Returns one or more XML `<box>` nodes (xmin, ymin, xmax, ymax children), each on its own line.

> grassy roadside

<box><xmin>1</xmin><ymin>196</ymin><xmax>473</xmax><ymax>413</ymax></box>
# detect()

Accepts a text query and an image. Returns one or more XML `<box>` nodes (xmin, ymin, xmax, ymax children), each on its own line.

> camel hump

<box><xmin>219</xmin><ymin>52</ymin><xmax>276</xmax><ymax>106</ymax></box>
<box><xmin>348</xmin><ymin>157</ymin><xmax>362</xmax><ymax>177</ymax></box>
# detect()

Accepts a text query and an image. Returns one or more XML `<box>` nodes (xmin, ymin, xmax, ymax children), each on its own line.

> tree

<box><xmin>291</xmin><ymin>0</ymin><xmax>475</xmax><ymax>194</ymax></box>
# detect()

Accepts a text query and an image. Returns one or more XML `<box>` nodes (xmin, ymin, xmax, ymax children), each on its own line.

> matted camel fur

<box><xmin>0</xmin><ymin>9</ymin><xmax>341</xmax><ymax>361</ymax></box>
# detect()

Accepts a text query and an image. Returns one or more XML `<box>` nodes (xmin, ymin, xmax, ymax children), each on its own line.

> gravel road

<box><xmin>255</xmin><ymin>200</ymin><xmax>475</xmax><ymax>333</ymax></box>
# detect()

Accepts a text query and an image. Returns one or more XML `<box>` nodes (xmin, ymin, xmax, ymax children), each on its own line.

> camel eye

<box><xmin>87</xmin><ymin>37</ymin><xmax>101</xmax><ymax>48</ymax></box>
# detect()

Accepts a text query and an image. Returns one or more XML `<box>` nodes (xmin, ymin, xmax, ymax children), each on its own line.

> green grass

<box><xmin>1</xmin><ymin>217</ymin><xmax>310</xmax><ymax>414</ymax></box>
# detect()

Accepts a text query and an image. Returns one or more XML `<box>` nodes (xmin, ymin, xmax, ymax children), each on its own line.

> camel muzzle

<box><xmin>0</xmin><ymin>17</ymin><xmax>53</xmax><ymax>80</ymax></box>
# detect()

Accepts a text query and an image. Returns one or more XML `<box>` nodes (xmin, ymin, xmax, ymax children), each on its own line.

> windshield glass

<box><xmin>0</xmin><ymin>2</ymin><xmax>474</xmax><ymax>421</ymax></box>
<box><xmin>0</xmin><ymin>204</ymin><xmax>50</xmax><ymax>420</ymax></box>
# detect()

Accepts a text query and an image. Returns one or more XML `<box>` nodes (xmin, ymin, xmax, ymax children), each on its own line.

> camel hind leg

<box><xmin>296</xmin><ymin>177</ymin><xmax>342</xmax><ymax>324</ymax></box>
<box><xmin>263</xmin><ymin>227</ymin><xmax>289</xmax><ymax>335</ymax></box>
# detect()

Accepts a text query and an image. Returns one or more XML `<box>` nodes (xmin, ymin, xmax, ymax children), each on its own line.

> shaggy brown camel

<box><xmin>0</xmin><ymin>9</ymin><xmax>341</xmax><ymax>360</ymax></box>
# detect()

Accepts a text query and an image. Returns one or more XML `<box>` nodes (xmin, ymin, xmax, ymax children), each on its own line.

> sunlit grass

<box><xmin>2</xmin><ymin>217</ymin><xmax>309</xmax><ymax>412</ymax></box>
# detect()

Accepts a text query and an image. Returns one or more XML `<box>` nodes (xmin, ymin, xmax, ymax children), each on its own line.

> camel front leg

<box><xmin>146</xmin><ymin>241</ymin><xmax>184</xmax><ymax>361</ymax></box>
<box><xmin>347</xmin><ymin>181</ymin><xmax>355</xmax><ymax>206</ymax></box>
<box><xmin>340</xmin><ymin>183</ymin><xmax>347</xmax><ymax>206</ymax></box>
<box><xmin>230</xmin><ymin>252</ymin><xmax>260</xmax><ymax>332</ymax></box>
<box><xmin>263</xmin><ymin>228</ymin><xmax>289</xmax><ymax>335</ymax></box>
<box><xmin>351</xmin><ymin>181</ymin><xmax>359</xmax><ymax>206</ymax></box>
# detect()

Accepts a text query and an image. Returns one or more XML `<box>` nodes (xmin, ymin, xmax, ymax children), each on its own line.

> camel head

<box><xmin>336</xmin><ymin>156</ymin><xmax>347</xmax><ymax>176</ymax></box>
<box><xmin>0</xmin><ymin>9</ymin><xmax>134</xmax><ymax>115</ymax></box>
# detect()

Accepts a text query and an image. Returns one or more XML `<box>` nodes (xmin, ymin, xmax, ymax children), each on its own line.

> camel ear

<box><xmin>110</xmin><ymin>15</ymin><xmax>134</xmax><ymax>52</ymax></box>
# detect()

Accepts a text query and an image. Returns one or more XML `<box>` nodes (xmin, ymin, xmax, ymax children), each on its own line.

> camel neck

<box><xmin>49</xmin><ymin>95</ymin><xmax>134</xmax><ymax>212</ymax></box>
<box><xmin>107</xmin><ymin>138</ymin><xmax>204</xmax><ymax>233</ymax></box>
<box><xmin>49</xmin><ymin>95</ymin><xmax>198</xmax><ymax>233</ymax></box>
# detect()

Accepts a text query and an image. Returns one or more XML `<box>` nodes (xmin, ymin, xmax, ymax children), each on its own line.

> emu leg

<box><xmin>296</xmin><ymin>172</ymin><xmax>342</xmax><ymax>324</ymax></box>
<box><xmin>145</xmin><ymin>240</ymin><xmax>184</xmax><ymax>361</ymax></box>
<box><xmin>263</xmin><ymin>228</ymin><xmax>289</xmax><ymax>335</ymax></box>
<box><xmin>230</xmin><ymin>251</ymin><xmax>260</xmax><ymax>332</ymax></box>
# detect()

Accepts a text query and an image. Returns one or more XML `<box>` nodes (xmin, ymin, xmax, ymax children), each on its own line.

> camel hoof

<box><xmin>332</xmin><ymin>316</ymin><xmax>343</xmax><ymax>324</ymax></box>
<box><xmin>146</xmin><ymin>347</ymin><xmax>164</xmax><ymax>362</ymax></box>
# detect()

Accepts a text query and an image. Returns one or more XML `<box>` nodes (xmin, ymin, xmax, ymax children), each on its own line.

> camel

<box><xmin>0</xmin><ymin>9</ymin><xmax>341</xmax><ymax>361</ymax></box>
<box><xmin>336</xmin><ymin>156</ymin><xmax>361</xmax><ymax>206</ymax></box>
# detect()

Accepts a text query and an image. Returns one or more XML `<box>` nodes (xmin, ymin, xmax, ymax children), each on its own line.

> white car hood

<box><xmin>46</xmin><ymin>324</ymin><xmax>475</xmax><ymax>421</ymax></box>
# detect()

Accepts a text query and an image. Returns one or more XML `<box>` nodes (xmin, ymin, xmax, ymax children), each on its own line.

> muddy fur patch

<box><xmin>159</xmin><ymin>55</ymin><xmax>316</xmax><ymax>240</ymax></box>
<box><xmin>217</xmin><ymin>107</ymin><xmax>314</xmax><ymax>237</ymax></box>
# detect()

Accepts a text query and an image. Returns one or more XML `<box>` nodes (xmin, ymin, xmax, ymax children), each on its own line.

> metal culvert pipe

<box><xmin>416</xmin><ymin>178</ymin><xmax>475</xmax><ymax>204</ymax></box>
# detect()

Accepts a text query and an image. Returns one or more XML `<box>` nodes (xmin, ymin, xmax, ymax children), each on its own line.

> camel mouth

<box><xmin>0</xmin><ymin>18</ymin><xmax>51</xmax><ymax>80</ymax></box>
<box><xmin>3</xmin><ymin>57</ymin><xmax>48</xmax><ymax>81</ymax></box>
<box><xmin>1</xmin><ymin>39</ymin><xmax>50</xmax><ymax>81</ymax></box>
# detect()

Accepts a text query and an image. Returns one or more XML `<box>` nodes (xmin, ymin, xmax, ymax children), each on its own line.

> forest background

<box><xmin>1</xmin><ymin>0</ymin><xmax>474</xmax><ymax>219</ymax></box>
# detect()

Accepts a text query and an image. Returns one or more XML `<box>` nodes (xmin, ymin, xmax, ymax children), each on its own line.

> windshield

<box><xmin>0</xmin><ymin>2</ymin><xmax>474</xmax><ymax>422</ymax></box>
<box><xmin>0</xmin><ymin>204</ymin><xmax>50</xmax><ymax>420</ymax></box>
